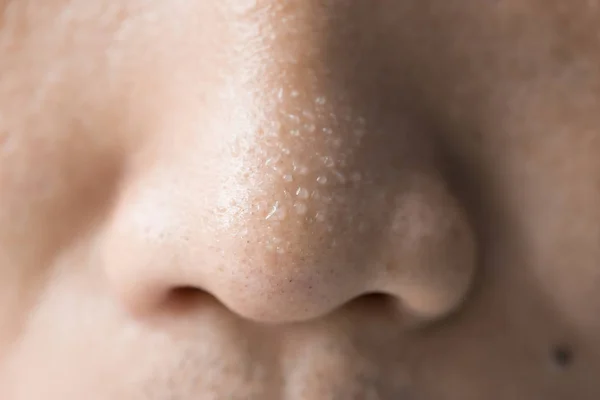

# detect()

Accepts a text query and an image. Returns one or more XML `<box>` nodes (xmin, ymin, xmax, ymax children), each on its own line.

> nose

<box><xmin>100</xmin><ymin>2</ymin><xmax>477</xmax><ymax>324</ymax></box>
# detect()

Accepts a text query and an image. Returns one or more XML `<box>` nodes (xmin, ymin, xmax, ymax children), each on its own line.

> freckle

<box><xmin>294</xmin><ymin>202</ymin><xmax>308</xmax><ymax>215</ymax></box>
<box><xmin>316</xmin><ymin>96</ymin><xmax>326</xmax><ymax>105</ymax></box>
<box><xmin>283</xmin><ymin>174</ymin><xmax>294</xmax><ymax>182</ymax></box>
<box><xmin>296</xmin><ymin>187</ymin><xmax>310</xmax><ymax>199</ymax></box>
<box><xmin>317</xmin><ymin>175</ymin><xmax>328</xmax><ymax>185</ymax></box>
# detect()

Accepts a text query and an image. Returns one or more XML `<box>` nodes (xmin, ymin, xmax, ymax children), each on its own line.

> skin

<box><xmin>1</xmin><ymin>0</ymin><xmax>600</xmax><ymax>398</ymax></box>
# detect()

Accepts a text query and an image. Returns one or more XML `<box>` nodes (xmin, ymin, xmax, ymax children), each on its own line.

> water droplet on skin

<box><xmin>357</xmin><ymin>116</ymin><xmax>367</xmax><ymax>126</ymax></box>
<box><xmin>296</xmin><ymin>165</ymin><xmax>309</xmax><ymax>175</ymax></box>
<box><xmin>277</xmin><ymin>88</ymin><xmax>284</xmax><ymax>101</ymax></box>
<box><xmin>294</xmin><ymin>202</ymin><xmax>308</xmax><ymax>215</ymax></box>
<box><xmin>322</xmin><ymin>156</ymin><xmax>335</xmax><ymax>168</ymax></box>
<box><xmin>354</xmin><ymin>128</ymin><xmax>366</xmax><ymax>138</ymax></box>
<box><xmin>281</xmin><ymin>147</ymin><xmax>291</xmax><ymax>155</ymax></box>
<box><xmin>317</xmin><ymin>175</ymin><xmax>328</xmax><ymax>185</ymax></box>
<box><xmin>290</xmin><ymin>129</ymin><xmax>299</xmax><ymax>136</ymax></box>
<box><xmin>332</xmin><ymin>170</ymin><xmax>346</xmax><ymax>183</ymax></box>
<box><xmin>315</xmin><ymin>212</ymin><xmax>326</xmax><ymax>222</ymax></box>
<box><xmin>277</xmin><ymin>247</ymin><xmax>286</xmax><ymax>254</ymax></box>
<box><xmin>302</xmin><ymin>110</ymin><xmax>315</xmax><ymax>119</ymax></box>
<box><xmin>316</xmin><ymin>96</ymin><xmax>326</xmax><ymax>105</ymax></box>
<box><xmin>296</xmin><ymin>187</ymin><xmax>310</xmax><ymax>199</ymax></box>
<box><xmin>265</xmin><ymin>155</ymin><xmax>281</xmax><ymax>168</ymax></box>
<box><xmin>266</xmin><ymin>201</ymin><xmax>287</xmax><ymax>221</ymax></box>
<box><xmin>332</xmin><ymin>138</ymin><xmax>342</xmax><ymax>148</ymax></box>
<box><xmin>283</xmin><ymin>174</ymin><xmax>294</xmax><ymax>182</ymax></box>
<box><xmin>304</xmin><ymin>123</ymin><xmax>316</xmax><ymax>132</ymax></box>
<box><xmin>311</xmin><ymin>190</ymin><xmax>320</xmax><ymax>200</ymax></box>
<box><xmin>287</xmin><ymin>114</ymin><xmax>300</xmax><ymax>124</ymax></box>
<box><xmin>351</xmin><ymin>172</ymin><xmax>362</xmax><ymax>182</ymax></box>
<box><xmin>232</xmin><ymin>0</ymin><xmax>257</xmax><ymax>14</ymax></box>
<box><xmin>291</xmin><ymin>90</ymin><xmax>300</xmax><ymax>98</ymax></box>
<box><xmin>322</xmin><ymin>127</ymin><xmax>333</xmax><ymax>135</ymax></box>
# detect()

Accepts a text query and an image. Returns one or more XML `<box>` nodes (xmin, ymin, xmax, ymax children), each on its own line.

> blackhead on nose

<box><xmin>101</xmin><ymin>1</ymin><xmax>477</xmax><ymax>324</ymax></box>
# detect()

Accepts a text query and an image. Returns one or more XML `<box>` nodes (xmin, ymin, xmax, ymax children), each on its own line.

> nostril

<box><xmin>163</xmin><ymin>286</ymin><xmax>208</xmax><ymax>314</ymax></box>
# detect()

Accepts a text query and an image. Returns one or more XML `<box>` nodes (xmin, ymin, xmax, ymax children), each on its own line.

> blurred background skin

<box><xmin>1</xmin><ymin>0</ymin><xmax>600</xmax><ymax>398</ymax></box>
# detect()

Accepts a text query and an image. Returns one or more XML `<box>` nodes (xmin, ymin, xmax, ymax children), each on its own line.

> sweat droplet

<box><xmin>332</xmin><ymin>170</ymin><xmax>346</xmax><ymax>183</ymax></box>
<box><xmin>290</xmin><ymin>129</ymin><xmax>299</xmax><ymax>136</ymax></box>
<box><xmin>291</xmin><ymin>90</ymin><xmax>300</xmax><ymax>98</ymax></box>
<box><xmin>317</xmin><ymin>175</ymin><xmax>328</xmax><ymax>185</ymax></box>
<box><xmin>302</xmin><ymin>110</ymin><xmax>315</xmax><ymax>119</ymax></box>
<box><xmin>287</xmin><ymin>114</ymin><xmax>300</xmax><ymax>124</ymax></box>
<box><xmin>315</xmin><ymin>212</ymin><xmax>326</xmax><ymax>222</ymax></box>
<box><xmin>304</xmin><ymin>123</ymin><xmax>316</xmax><ymax>132</ymax></box>
<box><xmin>232</xmin><ymin>0</ymin><xmax>257</xmax><ymax>14</ymax></box>
<box><xmin>296</xmin><ymin>187</ymin><xmax>310</xmax><ymax>199</ymax></box>
<box><xmin>316</xmin><ymin>96</ymin><xmax>326</xmax><ymax>105</ymax></box>
<box><xmin>322</xmin><ymin>127</ymin><xmax>333</xmax><ymax>135</ymax></box>
<box><xmin>266</xmin><ymin>202</ymin><xmax>287</xmax><ymax>221</ymax></box>
<box><xmin>322</xmin><ymin>156</ymin><xmax>335</xmax><ymax>168</ymax></box>
<box><xmin>295</xmin><ymin>165</ymin><xmax>309</xmax><ymax>175</ymax></box>
<box><xmin>294</xmin><ymin>202</ymin><xmax>308</xmax><ymax>215</ymax></box>
<box><xmin>283</xmin><ymin>174</ymin><xmax>293</xmax><ymax>182</ymax></box>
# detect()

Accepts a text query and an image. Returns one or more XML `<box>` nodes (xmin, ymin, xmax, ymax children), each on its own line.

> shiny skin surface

<box><xmin>2</xmin><ymin>1</ymin><xmax>600</xmax><ymax>399</ymax></box>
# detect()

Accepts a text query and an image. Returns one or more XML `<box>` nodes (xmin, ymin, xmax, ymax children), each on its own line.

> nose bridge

<box><xmin>210</xmin><ymin>1</ymin><xmax>372</xmax><ymax>258</ymax></box>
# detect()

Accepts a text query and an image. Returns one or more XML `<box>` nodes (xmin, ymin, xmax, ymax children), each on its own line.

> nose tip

<box><xmin>101</xmin><ymin>152</ymin><xmax>477</xmax><ymax>325</ymax></box>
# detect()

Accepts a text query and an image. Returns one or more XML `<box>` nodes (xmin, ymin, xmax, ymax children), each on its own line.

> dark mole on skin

<box><xmin>552</xmin><ymin>344</ymin><xmax>574</xmax><ymax>368</ymax></box>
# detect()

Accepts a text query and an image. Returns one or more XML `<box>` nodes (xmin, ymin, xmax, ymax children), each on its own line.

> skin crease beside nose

<box><xmin>3</xmin><ymin>0</ymin><xmax>600</xmax><ymax>399</ymax></box>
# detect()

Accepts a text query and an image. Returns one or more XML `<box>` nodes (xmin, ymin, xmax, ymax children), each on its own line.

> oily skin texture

<box><xmin>2</xmin><ymin>0</ymin><xmax>600</xmax><ymax>398</ymax></box>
